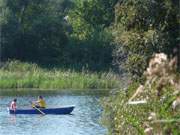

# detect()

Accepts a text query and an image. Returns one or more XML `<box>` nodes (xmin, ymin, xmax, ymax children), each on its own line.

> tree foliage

<box><xmin>1</xmin><ymin>0</ymin><xmax>68</xmax><ymax>64</ymax></box>
<box><xmin>113</xmin><ymin>0</ymin><xmax>179</xmax><ymax>79</ymax></box>
<box><xmin>0</xmin><ymin>0</ymin><xmax>119</xmax><ymax>71</ymax></box>
<box><xmin>63</xmin><ymin>0</ymin><xmax>118</xmax><ymax>70</ymax></box>
<box><xmin>68</xmin><ymin>0</ymin><xmax>118</xmax><ymax>39</ymax></box>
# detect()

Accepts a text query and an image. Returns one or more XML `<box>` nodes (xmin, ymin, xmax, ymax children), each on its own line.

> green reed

<box><xmin>0</xmin><ymin>61</ymin><xmax>119</xmax><ymax>89</ymax></box>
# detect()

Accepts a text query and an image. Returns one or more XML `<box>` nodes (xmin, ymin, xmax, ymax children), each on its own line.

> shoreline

<box><xmin>0</xmin><ymin>88</ymin><xmax>111</xmax><ymax>96</ymax></box>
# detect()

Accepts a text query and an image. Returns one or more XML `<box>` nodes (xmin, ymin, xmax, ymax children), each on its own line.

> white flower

<box><xmin>63</xmin><ymin>16</ymin><xmax>69</xmax><ymax>21</ymax></box>
<box><xmin>148</xmin><ymin>112</ymin><xmax>156</xmax><ymax>121</ymax></box>
<box><xmin>144</xmin><ymin>127</ymin><xmax>153</xmax><ymax>135</ymax></box>
<box><xmin>153</xmin><ymin>53</ymin><xmax>167</xmax><ymax>65</ymax></box>
<box><xmin>172</xmin><ymin>97</ymin><xmax>180</xmax><ymax>110</ymax></box>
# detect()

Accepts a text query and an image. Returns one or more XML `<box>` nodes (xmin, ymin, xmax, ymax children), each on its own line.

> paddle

<box><xmin>30</xmin><ymin>101</ymin><xmax>45</xmax><ymax>115</ymax></box>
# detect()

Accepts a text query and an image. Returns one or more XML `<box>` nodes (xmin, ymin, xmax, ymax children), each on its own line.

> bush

<box><xmin>102</xmin><ymin>53</ymin><xmax>180</xmax><ymax>135</ymax></box>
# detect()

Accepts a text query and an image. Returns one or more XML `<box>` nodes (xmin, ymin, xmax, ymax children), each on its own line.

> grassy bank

<box><xmin>102</xmin><ymin>84</ymin><xmax>180</xmax><ymax>135</ymax></box>
<box><xmin>102</xmin><ymin>54</ymin><xmax>180</xmax><ymax>135</ymax></box>
<box><xmin>0</xmin><ymin>61</ymin><xmax>119</xmax><ymax>90</ymax></box>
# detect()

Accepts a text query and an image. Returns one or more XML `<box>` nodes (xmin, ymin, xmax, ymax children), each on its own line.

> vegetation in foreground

<box><xmin>0</xmin><ymin>61</ymin><xmax>119</xmax><ymax>89</ymax></box>
<box><xmin>102</xmin><ymin>53</ymin><xmax>180</xmax><ymax>135</ymax></box>
<box><xmin>101</xmin><ymin>1</ymin><xmax>179</xmax><ymax>135</ymax></box>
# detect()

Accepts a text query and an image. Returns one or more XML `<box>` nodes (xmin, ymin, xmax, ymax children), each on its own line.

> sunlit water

<box><xmin>0</xmin><ymin>95</ymin><xmax>107</xmax><ymax>135</ymax></box>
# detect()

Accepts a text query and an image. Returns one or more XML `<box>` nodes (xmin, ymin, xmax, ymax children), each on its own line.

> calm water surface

<box><xmin>0</xmin><ymin>94</ymin><xmax>107</xmax><ymax>135</ymax></box>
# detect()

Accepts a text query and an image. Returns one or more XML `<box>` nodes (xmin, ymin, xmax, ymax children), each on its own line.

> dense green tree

<box><xmin>113</xmin><ymin>0</ymin><xmax>179</xmax><ymax>79</ymax></box>
<box><xmin>1</xmin><ymin>0</ymin><xmax>68</xmax><ymax>64</ymax></box>
<box><xmin>62</xmin><ymin>0</ymin><xmax>118</xmax><ymax>71</ymax></box>
<box><xmin>0</xmin><ymin>0</ymin><xmax>118</xmax><ymax>71</ymax></box>
<box><xmin>68</xmin><ymin>0</ymin><xmax>118</xmax><ymax>40</ymax></box>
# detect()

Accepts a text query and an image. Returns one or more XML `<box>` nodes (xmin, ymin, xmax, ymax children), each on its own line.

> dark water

<box><xmin>0</xmin><ymin>94</ymin><xmax>107</xmax><ymax>135</ymax></box>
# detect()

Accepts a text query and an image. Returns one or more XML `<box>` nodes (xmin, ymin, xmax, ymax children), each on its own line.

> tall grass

<box><xmin>102</xmin><ymin>53</ymin><xmax>180</xmax><ymax>135</ymax></box>
<box><xmin>0</xmin><ymin>61</ymin><xmax>119</xmax><ymax>89</ymax></box>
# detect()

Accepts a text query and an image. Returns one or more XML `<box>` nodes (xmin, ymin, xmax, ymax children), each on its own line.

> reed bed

<box><xmin>0</xmin><ymin>61</ymin><xmax>119</xmax><ymax>89</ymax></box>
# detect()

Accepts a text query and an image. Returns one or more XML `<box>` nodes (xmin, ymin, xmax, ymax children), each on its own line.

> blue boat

<box><xmin>8</xmin><ymin>106</ymin><xmax>75</xmax><ymax>115</ymax></box>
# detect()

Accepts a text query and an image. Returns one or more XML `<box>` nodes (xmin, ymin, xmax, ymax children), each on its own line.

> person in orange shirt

<box><xmin>10</xmin><ymin>98</ymin><xmax>17</xmax><ymax>111</ymax></box>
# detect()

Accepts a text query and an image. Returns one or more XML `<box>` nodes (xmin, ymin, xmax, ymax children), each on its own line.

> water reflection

<box><xmin>8</xmin><ymin>115</ymin><xmax>17</xmax><ymax>124</ymax></box>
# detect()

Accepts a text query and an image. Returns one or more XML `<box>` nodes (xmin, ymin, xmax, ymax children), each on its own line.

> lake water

<box><xmin>0</xmin><ymin>93</ymin><xmax>107</xmax><ymax>135</ymax></box>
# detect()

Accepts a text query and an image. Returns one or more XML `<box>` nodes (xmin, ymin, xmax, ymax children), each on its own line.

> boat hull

<box><xmin>8</xmin><ymin>106</ymin><xmax>75</xmax><ymax>115</ymax></box>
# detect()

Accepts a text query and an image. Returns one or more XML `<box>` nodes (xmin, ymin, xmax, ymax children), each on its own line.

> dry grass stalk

<box><xmin>128</xmin><ymin>53</ymin><xmax>180</xmax><ymax>135</ymax></box>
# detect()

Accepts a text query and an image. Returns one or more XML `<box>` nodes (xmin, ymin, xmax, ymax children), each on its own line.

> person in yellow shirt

<box><xmin>32</xmin><ymin>96</ymin><xmax>46</xmax><ymax>108</ymax></box>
